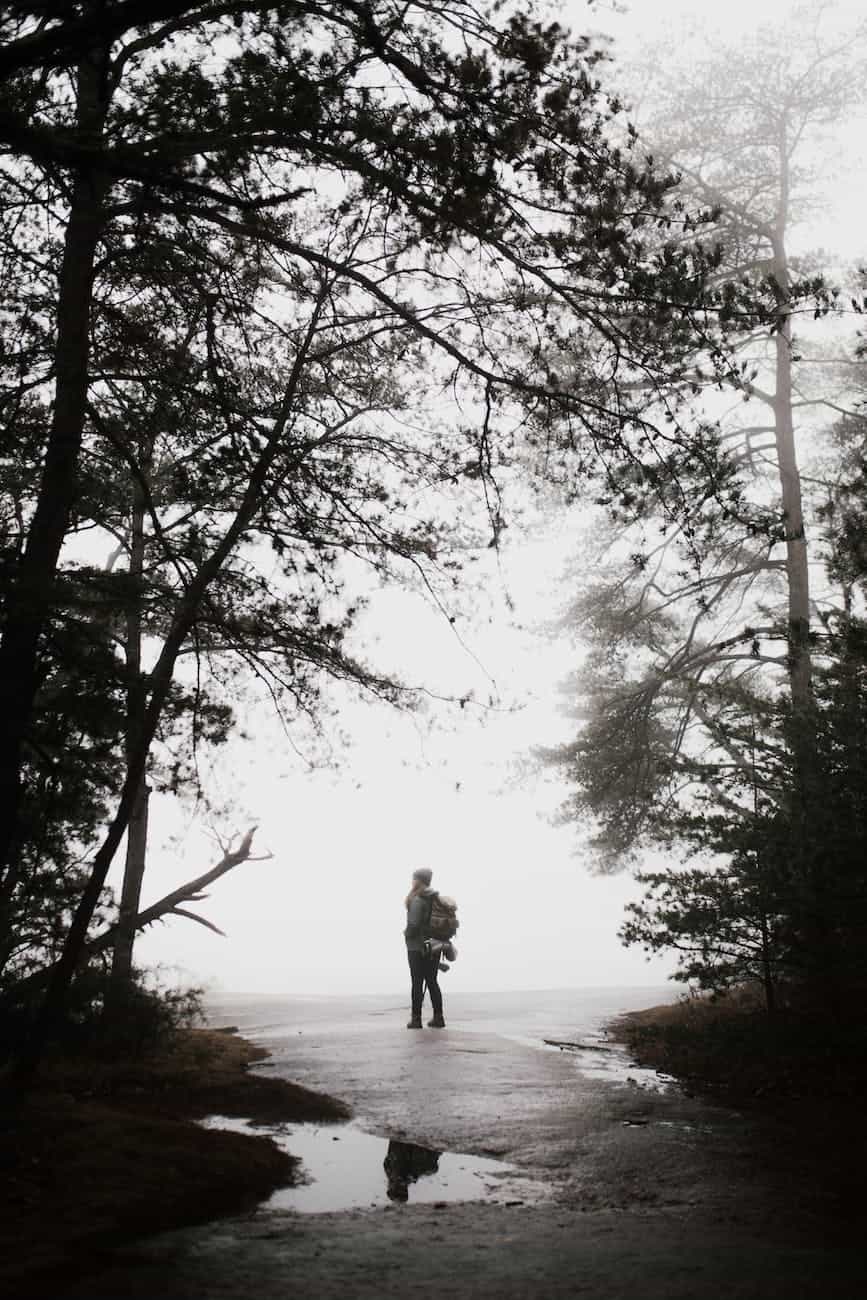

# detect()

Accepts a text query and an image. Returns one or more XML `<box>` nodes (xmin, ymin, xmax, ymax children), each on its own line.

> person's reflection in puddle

<box><xmin>383</xmin><ymin>1138</ymin><xmax>442</xmax><ymax>1201</ymax></box>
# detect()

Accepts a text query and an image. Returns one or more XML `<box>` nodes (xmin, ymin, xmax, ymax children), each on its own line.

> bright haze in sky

<box><xmin>127</xmin><ymin>0</ymin><xmax>866</xmax><ymax>999</ymax></box>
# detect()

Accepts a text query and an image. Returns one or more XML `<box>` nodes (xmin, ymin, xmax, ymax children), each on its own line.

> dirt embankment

<box><xmin>0</xmin><ymin>1028</ymin><xmax>349</xmax><ymax>1292</ymax></box>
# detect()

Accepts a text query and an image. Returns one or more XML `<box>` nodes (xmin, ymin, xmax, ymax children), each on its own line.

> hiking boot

<box><xmin>427</xmin><ymin>1015</ymin><xmax>446</xmax><ymax>1028</ymax></box>
<box><xmin>406</xmin><ymin>1016</ymin><xmax>422</xmax><ymax>1029</ymax></box>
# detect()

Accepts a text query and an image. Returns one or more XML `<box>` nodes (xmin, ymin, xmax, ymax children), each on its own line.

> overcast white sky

<box><xmin>126</xmin><ymin>0</ymin><xmax>867</xmax><ymax>999</ymax></box>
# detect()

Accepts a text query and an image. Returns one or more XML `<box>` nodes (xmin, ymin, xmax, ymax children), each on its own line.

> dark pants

<box><xmin>408</xmin><ymin>949</ymin><xmax>443</xmax><ymax>1018</ymax></box>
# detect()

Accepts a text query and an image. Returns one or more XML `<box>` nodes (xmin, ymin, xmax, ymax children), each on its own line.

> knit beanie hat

<box><xmin>412</xmin><ymin>867</ymin><xmax>433</xmax><ymax>886</ymax></box>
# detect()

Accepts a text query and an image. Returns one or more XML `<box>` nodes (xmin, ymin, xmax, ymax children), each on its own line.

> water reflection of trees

<box><xmin>383</xmin><ymin>1139</ymin><xmax>442</xmax><ymax>1202</ymax></box>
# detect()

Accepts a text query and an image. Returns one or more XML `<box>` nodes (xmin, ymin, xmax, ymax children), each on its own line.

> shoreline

<box><xmin>6</xmin><ymin>1002</ymin><xmax>865</xmax><ymax>1299</ymax></box>
<box><xmin>46</xmin><ymin>1008</ymin><xmax>867</xmax><ymax>1300</ymax></box>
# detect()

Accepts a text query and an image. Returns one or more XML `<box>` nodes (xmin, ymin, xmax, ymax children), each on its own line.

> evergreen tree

<box><xmin>546</xmin><ymin>8</ymin><xmax>867</xmax><ymax>864</ymax></box>
<box><xmin>0</xmin><ymin>2</ymin><xmax>724</xmax><ymax>1065</ymax></box>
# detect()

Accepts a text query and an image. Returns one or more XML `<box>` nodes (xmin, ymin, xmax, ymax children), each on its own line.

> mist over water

<box><xmin>206</xmin><ymin>984</ymin><xmax>677</xmax><ymax>1046</ymax></box>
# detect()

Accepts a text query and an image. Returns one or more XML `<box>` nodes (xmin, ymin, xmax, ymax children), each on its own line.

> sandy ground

<box><xmin>51</xmin><ymin>1016</ymin><xmax>865</xmax><ymax>1299</ymax></box>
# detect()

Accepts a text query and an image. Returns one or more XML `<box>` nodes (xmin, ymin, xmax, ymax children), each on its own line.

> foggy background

<box><xmin>122</xmin><ymin>0</ymin><xmax>867</xmax><ymax>998</ymax></box>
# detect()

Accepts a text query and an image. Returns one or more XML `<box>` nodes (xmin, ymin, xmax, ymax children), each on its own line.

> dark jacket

<box><xmin>404</xmin><ymin>888</ymin><xmax>436</xmax><ymax>952</ymax></box>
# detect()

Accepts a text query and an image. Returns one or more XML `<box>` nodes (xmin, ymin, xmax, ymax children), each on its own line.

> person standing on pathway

<box><xmin>404</xmin><ymin>867</ymin><xmax>445</xmax><ymax>1029</ymax></box>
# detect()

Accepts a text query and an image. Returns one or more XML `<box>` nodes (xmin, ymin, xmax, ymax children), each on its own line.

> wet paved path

<box><xmin>58</xmin><ymin>1008</ymin><xmax>864</xmax><ymax>1298</ymax></box>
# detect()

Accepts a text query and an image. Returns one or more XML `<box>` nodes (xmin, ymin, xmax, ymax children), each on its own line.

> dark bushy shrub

<box><xmin>0</xmin><ymin>964</ymin><xmax>204</xmax><ymax>1063</ymax></box>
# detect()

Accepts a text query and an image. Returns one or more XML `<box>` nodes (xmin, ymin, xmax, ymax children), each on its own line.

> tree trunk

<box><xmin>109</xmin><ymin>779</ymin><xmax>150</xmax><ymax>987</ymax></box>
<box><xmin>770</xmin><ymin>134</ymin><xmax>836</xmax><ymax>1007</ymax></box>
<box><xmin>759</xmin><ymin>909</ymin><xmax>776</xmax><ymax>1016</ymax></box>
<box><xmin>0</xmin><ymin>44</ymin><xmax>111</xmax><ymax>906</ymax></box>
<box><xmin>109</xmin><ymin>436</ymin><xmax>153</xmax><ymax>993</ymax></box>
<box><xmin>773</xmin><ymin>307</ymin><xmax>812</xmax><ymax>712</ymax></box>
<box><xmin>15</xmin><ymin>299</ymin><xmax>326</xmax><ymax>1081</ymax></box>
<box><xmin>770</xmin><ymin>122</ymin><xmax>811</xmax><ymax>713</ymax></box>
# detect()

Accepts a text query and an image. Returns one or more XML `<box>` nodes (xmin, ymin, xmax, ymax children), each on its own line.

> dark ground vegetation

<box><xmin>613</xmin><ymin>986</ymin><xmax>867</xmax><ymax>1102</ymax></box>
<box><xmin>0</xmin><ymin>1027</ymin><xmax>349</xmax><ymax>1293</ymax></box>
<box><xmin>611</xmin><ymin>988</ymin><xmax>867</xmax><ymax>1233</ymax></box>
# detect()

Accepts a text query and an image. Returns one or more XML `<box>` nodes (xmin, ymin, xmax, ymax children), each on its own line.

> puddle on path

<box><xmin>533</xmin><ymin>1033</ymin><xmax>677</xmax><ymax>1092</ymax></box>
<box><xmin>569</xmin><ymin>1053</ymin><xmax>677</xmax><ymax>1091</ymax></box>
<box><xmin>202</xmin><ymin>1118</ymin><xmax>550</xmax><ymax>1214</ymax></box>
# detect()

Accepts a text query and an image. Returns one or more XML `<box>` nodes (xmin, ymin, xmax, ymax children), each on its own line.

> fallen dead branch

<box><xmin>543</xmin><ymin>1039</ymin><xmax>616</xmax><ymax>1053</ymax></box>
<box><xmin>88</xmin><ymin>826</ymin><xmax>271</xmax><ymax>952</ymax></box>
<box><xmin>13</xmin><ymin>828</ymin><xmax>271</xmax><ymax>994</ymax></box>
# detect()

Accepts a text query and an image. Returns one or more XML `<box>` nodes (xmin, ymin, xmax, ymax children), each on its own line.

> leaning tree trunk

<box><xmin>0</xmin><ymin>44</ymin><xmax>111</xmax><ymax>919</ymax></box>
<box><xmin>109</xmin><ymin>781</ymin><xmax>150</xmax><ymax>988</ymax></box>
<box><xmin>109</xmin><ymin>436</ymin><xmax>154</xmax><ymax>995</ymax></box>
<box><xmin>15</xmin><ymin>299</ymin><xmax>327</xmax><ymax>1082</ymax></box>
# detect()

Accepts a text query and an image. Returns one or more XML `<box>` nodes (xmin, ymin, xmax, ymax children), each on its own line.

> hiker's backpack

<box><xmin>427</xmin><ymin>892</ymin><xmax>459</xmax><ymax>941</ymax></box>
